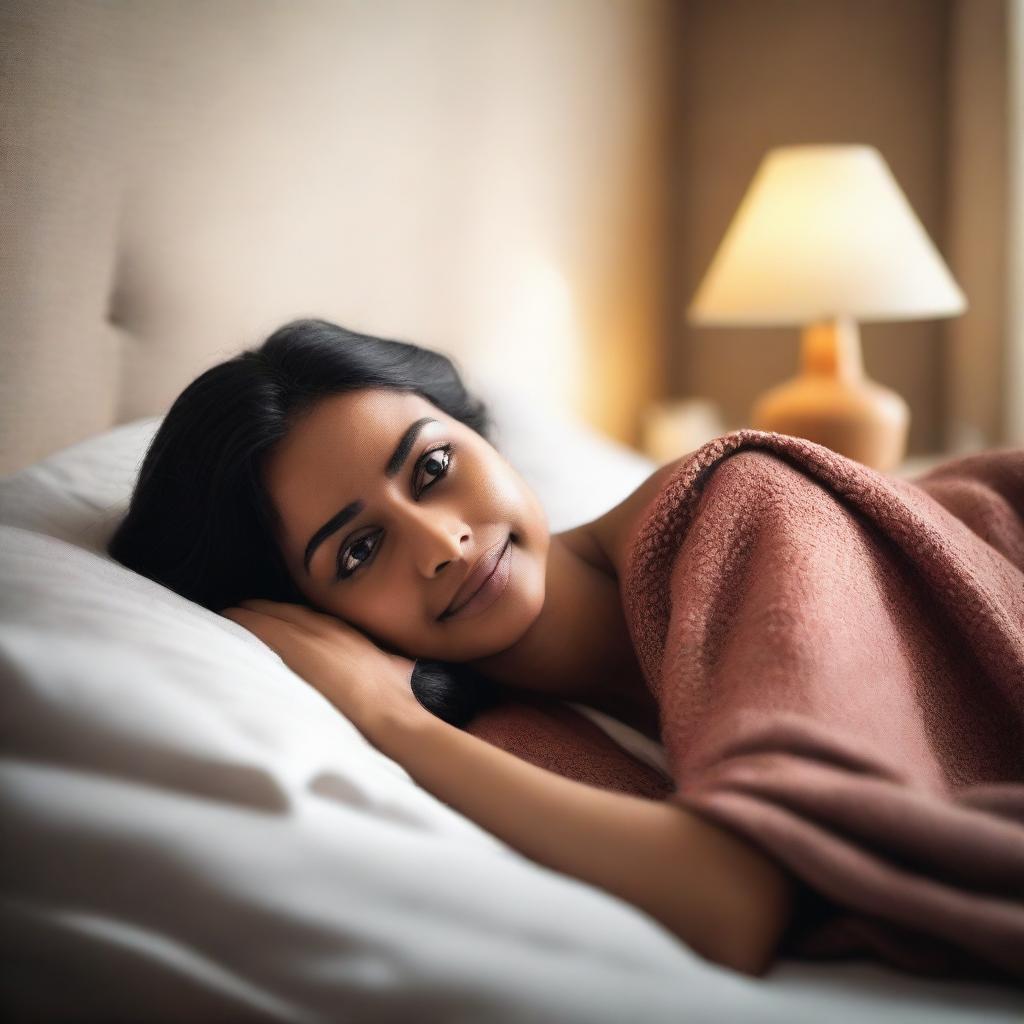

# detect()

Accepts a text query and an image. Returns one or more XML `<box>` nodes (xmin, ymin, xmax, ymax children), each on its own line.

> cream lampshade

<box><xmin>687</xmin><ymin>144</ymin><xmax>967</xmax><ymax>470</ymax></box>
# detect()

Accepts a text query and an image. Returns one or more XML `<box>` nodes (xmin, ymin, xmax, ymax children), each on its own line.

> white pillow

<box><xmin>0</xmin><ymin>397</ymin><xmax>691</xmax><ymax>1020</ymax></box>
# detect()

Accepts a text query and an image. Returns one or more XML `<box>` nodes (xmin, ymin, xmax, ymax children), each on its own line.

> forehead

<box><xmin>288</xmin><ymin>388</ymin><xmax>436</xmax><ymax>449</ymax></box>
<box><xmin>263</xmin><ymin>388</ymin><xmax>442</xmax><ymax>514</ymax></box>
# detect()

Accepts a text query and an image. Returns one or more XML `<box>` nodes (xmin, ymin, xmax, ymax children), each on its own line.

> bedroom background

<box><xmin>2</xmin><ymin>0</ymin><xmax>1021</xmax><ymax>476</ymax></box>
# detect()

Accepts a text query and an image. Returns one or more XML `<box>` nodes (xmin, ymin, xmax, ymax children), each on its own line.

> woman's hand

<box><xmin>218</xmin><ymin>598</ymin><xmax>429</xmax><ymax>746</ymax></box>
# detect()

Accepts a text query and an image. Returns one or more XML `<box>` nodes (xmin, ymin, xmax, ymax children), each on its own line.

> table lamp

<box><xmin>687</xmin><ymin>144</ymin><xmax>967</xmax><ymax>470</ymax></box>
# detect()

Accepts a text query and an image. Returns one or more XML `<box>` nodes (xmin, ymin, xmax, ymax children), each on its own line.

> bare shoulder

<box><xmin>558</xmin><ymin>454</ymin><xmax>691</xmax><ymax>582</ymax></box>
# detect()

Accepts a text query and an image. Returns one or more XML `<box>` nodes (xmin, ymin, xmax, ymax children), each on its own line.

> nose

<box><xmin>396</xmin><ymin>503</ymin><xmax>468</xmax><ymax>576</ymax></box>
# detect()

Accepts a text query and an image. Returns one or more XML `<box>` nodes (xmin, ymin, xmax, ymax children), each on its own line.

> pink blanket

<box><xmin>466</xmin><ymin>430</ymin><xmax>1024</xmax><ymax>984</ymax></box>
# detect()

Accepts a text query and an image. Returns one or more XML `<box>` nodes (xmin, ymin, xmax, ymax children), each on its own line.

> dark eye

<box><xmin>337</xmin><ymin>532</ymin><xmax>378</xmax><ymax>579</ymax></box>
<box><xmin>335</xmin><ymin>443</ymin><xmax>454</xmax><ymax>580</ymax></box>
<box><xmin>415</xmin><ymin>443</ymin><xmax>452</xmax><ymax>495</ymax></box>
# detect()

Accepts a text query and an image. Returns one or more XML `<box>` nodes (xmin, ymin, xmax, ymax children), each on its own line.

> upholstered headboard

<box><xmin>0</xmin><ymin>0</ymin><xmax>669</xmax><ymax>475</ymax></box>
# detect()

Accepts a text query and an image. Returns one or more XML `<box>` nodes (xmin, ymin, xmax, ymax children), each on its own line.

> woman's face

<box><xmin>261</xmin><ymin>388</ymin><xmax>550</xmax><ymax>662</ymax></box>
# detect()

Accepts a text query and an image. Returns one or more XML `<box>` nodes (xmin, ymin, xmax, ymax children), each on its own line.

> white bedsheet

<box><xmin>2</xmin><ymin>393</ymin><xmax>1021</xmax><ymax>1021</ymax></box>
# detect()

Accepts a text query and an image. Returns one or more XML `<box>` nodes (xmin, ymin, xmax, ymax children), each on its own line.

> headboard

<box><xmin>0</xmin><ymin>0</ymin><xmax>670</xmax><ymax>475</ymax></box>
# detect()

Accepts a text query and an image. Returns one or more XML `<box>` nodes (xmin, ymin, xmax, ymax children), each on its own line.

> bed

<box><xmin>2</xmin><ymin>386</ymin><xmax>1023</xmax><ymax>1021</ymax></box>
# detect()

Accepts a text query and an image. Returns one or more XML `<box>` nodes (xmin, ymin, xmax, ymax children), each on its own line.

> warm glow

<box><xmin>688</xmin><ymin>144</ymin><xmax>968</xmax><ymax>327</ymax></box>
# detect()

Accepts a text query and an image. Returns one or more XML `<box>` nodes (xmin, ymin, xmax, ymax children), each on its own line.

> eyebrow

<box><xmin>302</xmin><ymin>416</ymin><xmax>438</xmax><ymax>576</ymax></box>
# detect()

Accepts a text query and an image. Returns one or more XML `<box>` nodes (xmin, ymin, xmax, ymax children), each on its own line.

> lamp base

<box><xmin>750</xmin><ymin>317</ymin><xmax>909</xmax><ymax>472</ymax></box>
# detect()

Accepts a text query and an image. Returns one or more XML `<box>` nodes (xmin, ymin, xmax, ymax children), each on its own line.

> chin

<box><xmin>435</xmin><ymin>556</ymin><xmax>544</xmax><ymax>661</ymax></box>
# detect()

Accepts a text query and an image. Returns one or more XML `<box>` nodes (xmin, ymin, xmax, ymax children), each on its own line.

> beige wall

<box><xmin>945</xmin><ymin>0</ymin><xmax>1020</xmax><ymax>451</ymax></box>
<box><xmin>1011</xmin><ymin>0</ymin><xmax>1024</xmax><ymax>446</ymax></box>
<box><xmin>5</xmin><ymin>0</ymin><xmax>1016</xmax><ymax>471</ymax></box>
<box><xmin>0</xmin><ymin>0</ymin><xmax>674</xmax><ymax>473</ymax></box>
<box><xmin>674</xmin><ymin>0</ymin><xmax>954</xmax><ymax>455</ymax></box>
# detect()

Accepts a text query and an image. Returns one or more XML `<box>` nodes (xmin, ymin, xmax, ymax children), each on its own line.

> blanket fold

<box><xmin>467</xmin><ymin>430</ymin><xmax>1024</xmax><ymax>984</ymax></box>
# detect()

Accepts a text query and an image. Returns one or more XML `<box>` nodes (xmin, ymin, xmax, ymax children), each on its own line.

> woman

<box><xmin>109</xmin><ymin>318</ymin><xmax>796</xmax><ymax>978</ymax></box>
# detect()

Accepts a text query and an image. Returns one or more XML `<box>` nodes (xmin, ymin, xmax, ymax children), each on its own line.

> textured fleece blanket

<box><xmin>465</xmin><ymin>429</ymin><xmax>1024</xmax><ymax>985</ymax></box>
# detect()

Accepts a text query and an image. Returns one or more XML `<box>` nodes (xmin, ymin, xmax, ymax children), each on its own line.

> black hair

<box><xmin>107</xmin><ymin>318</ymin><xmax>505</xmax><ymax>728</ymax></box>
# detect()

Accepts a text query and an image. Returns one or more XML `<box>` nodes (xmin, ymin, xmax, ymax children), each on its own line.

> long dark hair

<box><xmin>107</xmin><ymin>318</ymin><xmax>505</xmax><ymax>727</ymax></box>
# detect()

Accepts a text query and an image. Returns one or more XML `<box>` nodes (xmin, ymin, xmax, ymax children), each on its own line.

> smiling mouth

<box><xmin>438</xmin><ymin>534</ymin><xmax>513</xmax><ymax>621</ymax></box>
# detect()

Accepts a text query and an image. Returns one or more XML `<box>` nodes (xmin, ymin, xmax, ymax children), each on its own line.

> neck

<box><xmin>465</xmin><ymin>534</ymin><xmax>647</xmax><ymax>712</ymax></box>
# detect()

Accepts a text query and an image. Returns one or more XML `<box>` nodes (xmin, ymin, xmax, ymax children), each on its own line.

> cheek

<box><xmin>479</xmin><ymin>464</ymin><xmax>537</xmax><ymax>523</ymax></box>
<box><xmin>326</xmin><ymin>585</ymin><xmax>426</xmax><ymax>643</ymax></box>
<box><xmin>507</xmin><ymin>473</ymin><xmax>548</xmax><ymax>539</ymax></box>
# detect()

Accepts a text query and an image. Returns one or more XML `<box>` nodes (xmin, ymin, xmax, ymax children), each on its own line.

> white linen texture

<box><xmin>2</xmin><ymin>387</ymin><xmax>1020</xmax><ymax>1023</ymax></box>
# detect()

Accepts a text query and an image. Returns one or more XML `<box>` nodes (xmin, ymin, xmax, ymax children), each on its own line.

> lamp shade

<box><xmin>688</xmin><ymin>145</ymin><xmax>967</xmax><ymax>327</ymax></box>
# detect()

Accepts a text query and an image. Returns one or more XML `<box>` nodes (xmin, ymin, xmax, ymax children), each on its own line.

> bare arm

<box><xmin>220</xmin><ymin>593</ymin><xmax>797</xmax><ymax>973</ymax></box>
<box><xmin>373</xmin><ymin>711</ymin><xmax>795</xmax><ymax>977</ymax></box>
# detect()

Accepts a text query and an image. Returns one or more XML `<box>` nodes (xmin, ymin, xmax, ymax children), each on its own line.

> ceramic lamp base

<box><xmin>750</xmin><ymin>317</ymin><xmax>910</xmax><ymax>472</ymax></box>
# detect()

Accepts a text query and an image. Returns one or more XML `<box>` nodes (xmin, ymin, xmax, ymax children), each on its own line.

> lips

<box><xmin>440</xmin><ymin>535</ymin><xmax>510</xmax><ymax>619</ymax></box>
